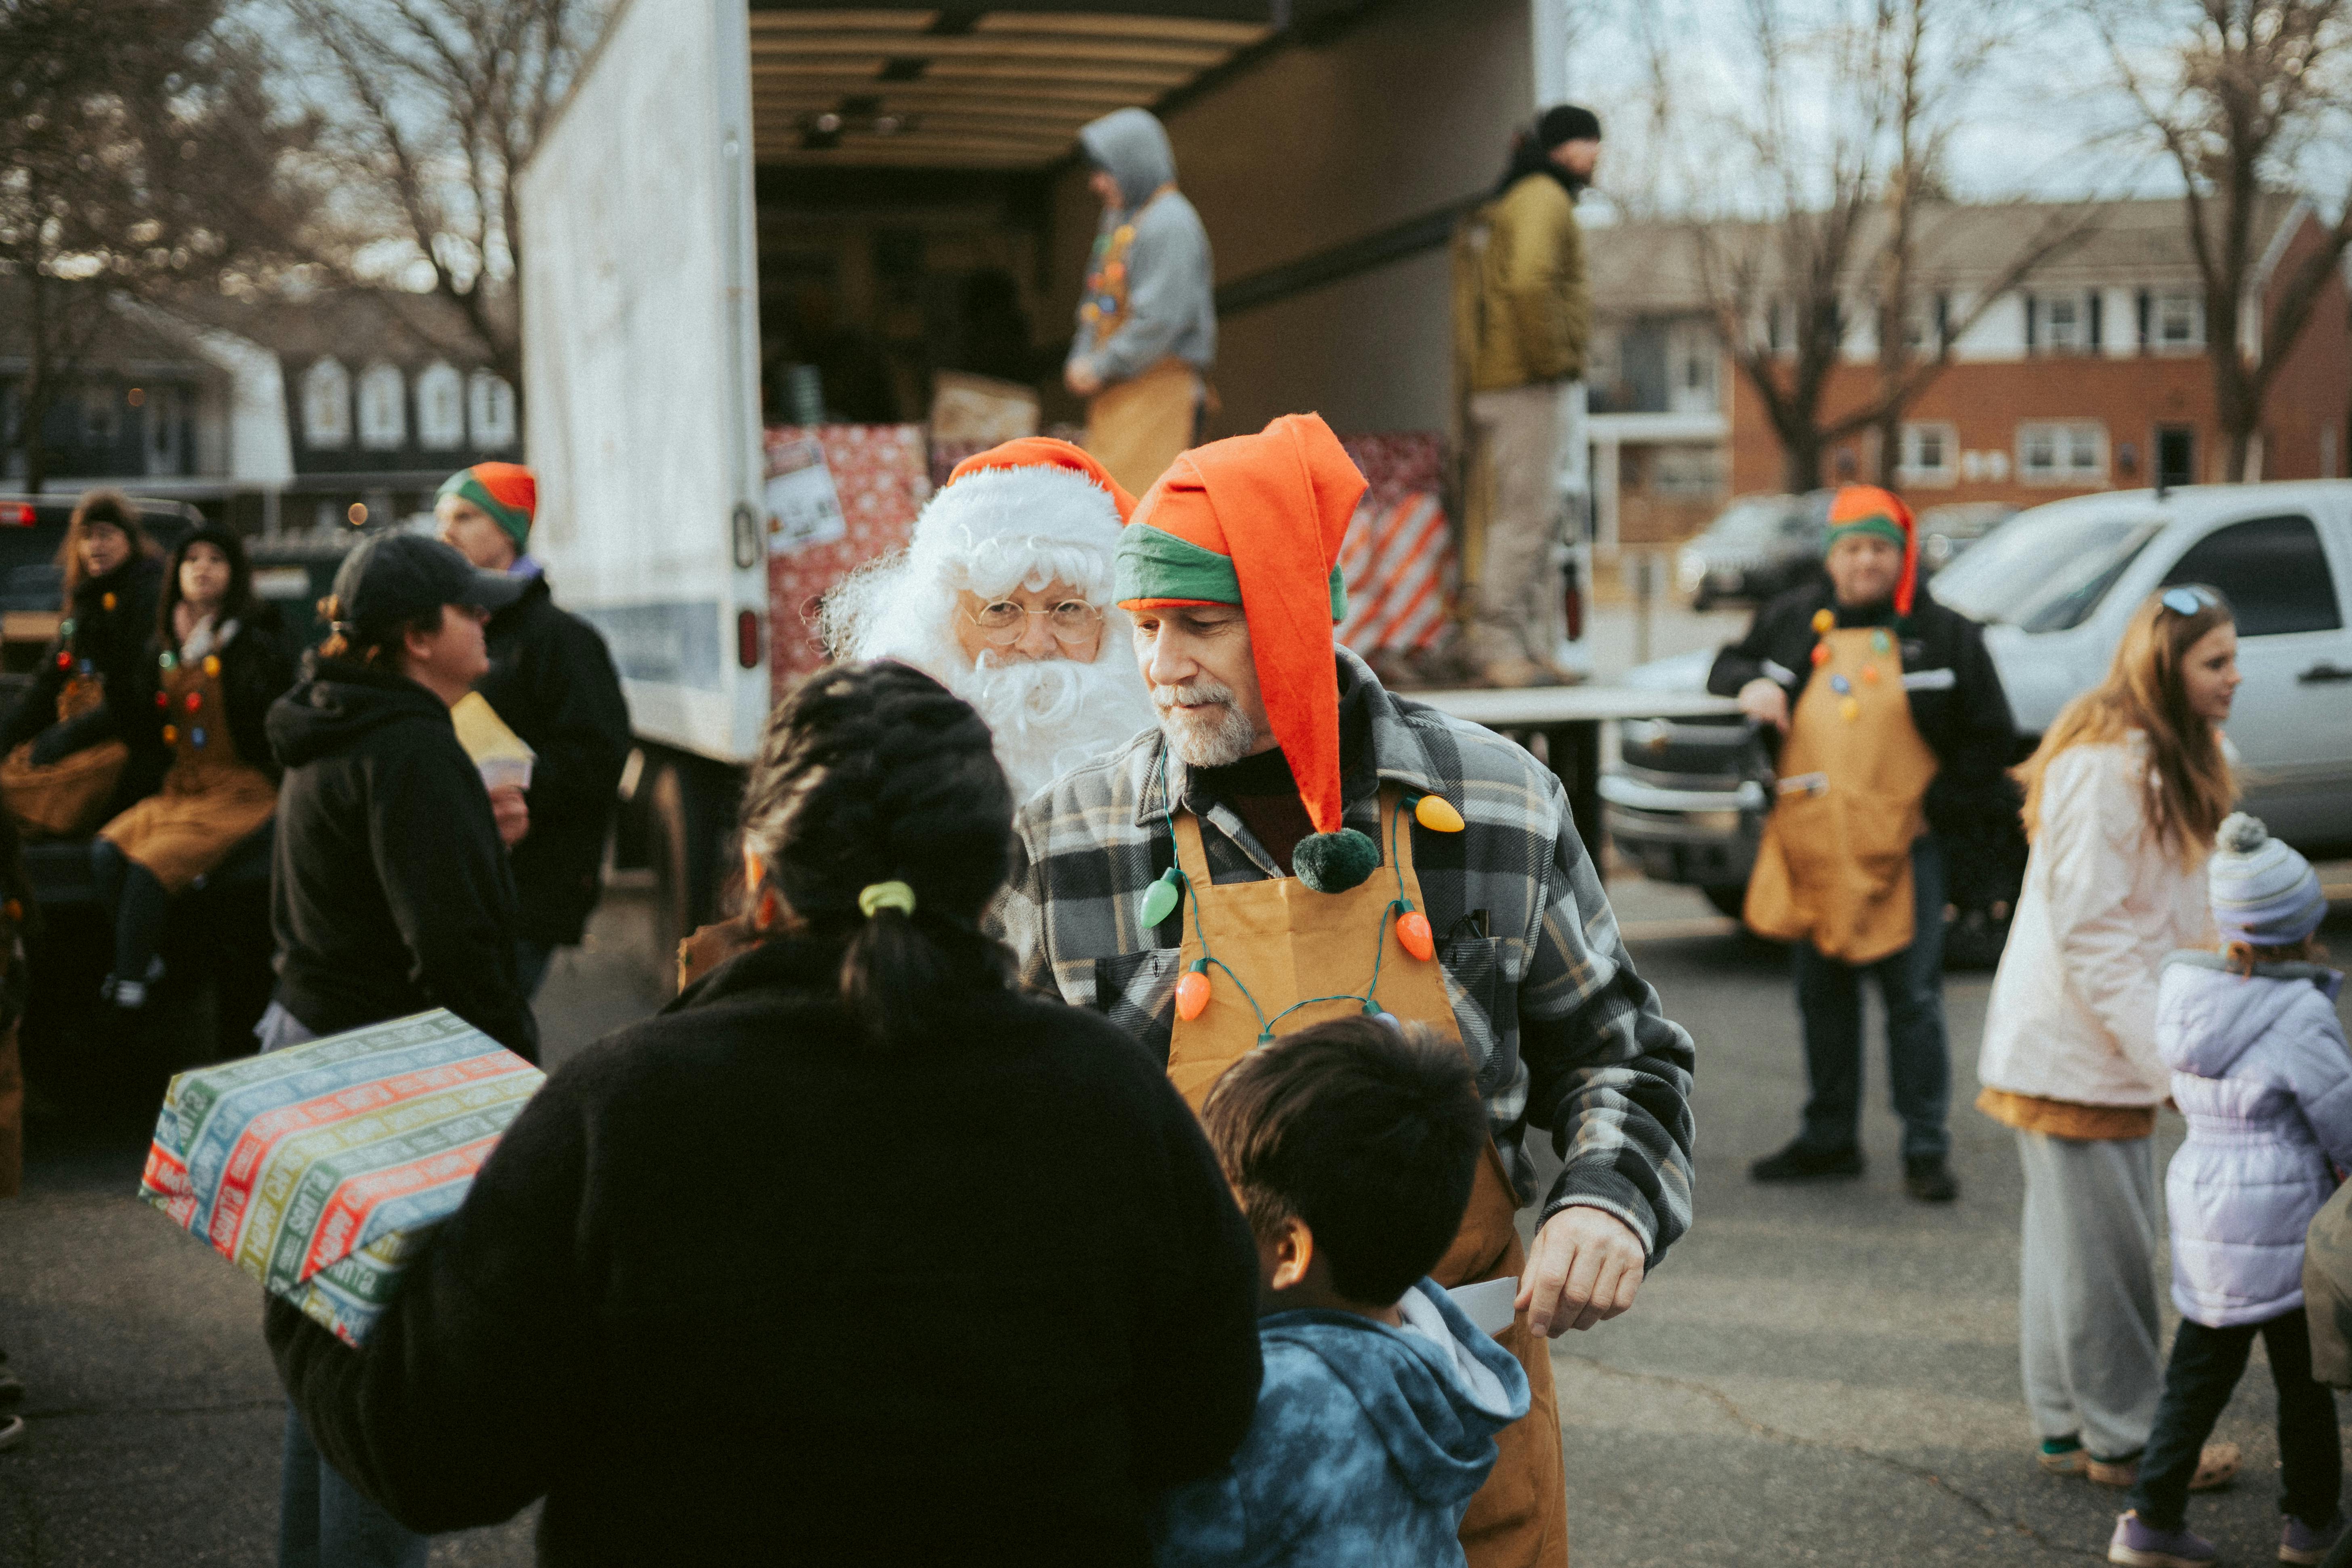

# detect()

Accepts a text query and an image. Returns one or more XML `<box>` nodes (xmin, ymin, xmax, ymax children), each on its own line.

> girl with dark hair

<box><xmin>0</xmin><ymin>489</ymin><xmax>166</xmax><ymax>838</ymax></box>
<box><xmin>266</xmin><ymin>659</ymin><xmax>1262</xmax><ymax>1567</ymax></box>
<box><xmin>89</xmin><ymin>525</ymin><xmax>293</xmax><ymax>1010</ymax></box>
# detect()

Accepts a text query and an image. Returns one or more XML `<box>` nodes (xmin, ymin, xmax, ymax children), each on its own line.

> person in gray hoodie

<box><xmin>2110</xmin><ymin>815</ymin><xmax>2350</xmax><ymax>1568</ymax></box>
<box><xmin>1066</xmin><ymin>107</ymin><xmax>1215</xmax><ymax>498</ymax></box>
<box><xmin>1155</xmin><ymin>1018</ymin><xmax>1531</xmax><ymax>1568</ymax></box>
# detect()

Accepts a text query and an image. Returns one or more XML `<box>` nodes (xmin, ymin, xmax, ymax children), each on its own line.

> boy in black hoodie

<box><xmin>263</xmin><ymin>531</ymin><xmax>536</xmax><ymax>1568</ymax></box>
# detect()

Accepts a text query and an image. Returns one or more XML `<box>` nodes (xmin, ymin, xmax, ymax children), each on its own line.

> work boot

<box><xmin>1749</xmin><ymin>1140</ymin><xmax>1864</xmax><ymax>1182</ymax></box>
<box><xmin>1904</xmin><ymin>1154</ymin><xmax>1959</xmax><ymax>1202</ymax></box>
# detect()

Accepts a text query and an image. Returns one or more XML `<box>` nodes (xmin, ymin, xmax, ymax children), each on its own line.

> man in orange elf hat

<box><xmin>1707</xmin><ymin>484</ymin><xmax>2016</xmax><ymax>1203</ymax></box>
<box><xmin>994</xmin><ymin>412</ymin><xmax>1697</xmax><ymax>1568</ymax></box>
<box><xmin>821</xmin><ymin>436</ymin><xmax>1157</xmax><ymax>802</ymax></box>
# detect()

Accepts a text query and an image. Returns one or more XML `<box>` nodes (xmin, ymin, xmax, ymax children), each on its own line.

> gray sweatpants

<box><xmin>1467</xmin><ymin>380</ymin><xmax>1584</xmax><ymax>666</ymax></box>
<box><xmin>2016</xmin><ymin>1128</ymin><xmax>2163</xmax><ymax>1459</ymax></box>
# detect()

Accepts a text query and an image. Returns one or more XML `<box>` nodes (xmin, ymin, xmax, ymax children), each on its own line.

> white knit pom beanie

<box><xmin>2209</xmin><ymin>812</ymin><xmax>2326</xmax><ymax>947</ymax></box>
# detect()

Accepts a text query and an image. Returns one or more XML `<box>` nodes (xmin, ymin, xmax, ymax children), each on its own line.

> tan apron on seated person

<box><xmin>1167</xmin><ymin>785</ymin><xmax>1568</xmax><ymax>1568</ymax></box>
<box><xmin>1743</xmin><ymin>625</ymin><xmax>1939</xmax><ymax>965</ymax></box>
<box><xmin>1</xmin><ymin>665</ymin><xmax>128</xmax><ymax>840</ymax></box>
<box><xmin>100</xmin><ymin>651</ymin><xmax>275</xmax><ymax>894</ymax></box>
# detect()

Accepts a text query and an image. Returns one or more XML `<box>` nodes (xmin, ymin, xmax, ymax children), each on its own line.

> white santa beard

<box><xmin>954</xmin><ymin>649</ymin><xmax>1159</xmax><ymax>800</ymax></box>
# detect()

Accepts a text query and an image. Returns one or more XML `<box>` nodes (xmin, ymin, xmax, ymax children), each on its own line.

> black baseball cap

<box><xmin>330</xmin><ymin>531</ymin><xmax>525</xmax><ymax>634</ymax></box>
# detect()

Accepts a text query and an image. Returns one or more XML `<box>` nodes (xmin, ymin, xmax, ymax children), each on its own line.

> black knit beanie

<box><xmin>1537</xmin><ymin>104</ymin><xmax>1602</xmax><ymax>148</ymax></box>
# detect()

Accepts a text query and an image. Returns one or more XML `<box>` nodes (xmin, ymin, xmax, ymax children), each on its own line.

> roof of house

<box><xmin>0</xmin><ymin>277</ymin><xmax>220</xmax><ymax>373</ymax></box>
<box><xmin>1586</xmin><ymin>192</ymin><xmax>2310</xmax><ymax>318</ymax></box>
<box><xmin>166</xmin><ymin>284</ymin><xmax>511</xmax><ymax>373</ymax></box>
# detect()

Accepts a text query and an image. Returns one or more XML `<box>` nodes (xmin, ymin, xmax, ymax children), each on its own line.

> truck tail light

<box><xmin>0</xmin><ymin>502</ymin><xmax>34</xmax><ymax>527</ymax></box>
<box><xmin>736</xmin><ymin>609</ymin><xmax>762</xmax><ymax>670</ymax></box>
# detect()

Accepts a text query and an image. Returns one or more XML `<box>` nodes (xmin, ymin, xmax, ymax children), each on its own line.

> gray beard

<box><xmin>1154</xmin><ymin>682</ymin><xmax>1257</xmax><ymax>768</ymax></box>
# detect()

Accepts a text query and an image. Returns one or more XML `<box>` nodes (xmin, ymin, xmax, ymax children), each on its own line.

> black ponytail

<box><xmin>741</xmin><ymin>660</ymin><xmax>1015</xmax><ymax>1048</ymax></box>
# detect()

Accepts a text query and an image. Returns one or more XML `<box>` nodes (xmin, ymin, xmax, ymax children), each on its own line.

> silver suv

<box><xmin>1604</xmin><ymin>481</ymin><xmax>2352</xmax><ymax>933</ymax></box>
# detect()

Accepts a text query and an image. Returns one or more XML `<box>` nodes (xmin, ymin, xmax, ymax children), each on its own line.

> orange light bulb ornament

<box><xmin>1395</xmin><ymin>903</ymin><xmax>1435</xmax><ymax>962</ymax></box>
<box><xmin>1174</xmin><ymin>962</ymin><xmax>1212</xmax><ymax>1022</ymax></box>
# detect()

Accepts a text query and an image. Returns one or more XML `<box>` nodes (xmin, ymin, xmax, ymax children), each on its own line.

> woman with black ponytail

<box><xmin>267</xmin><ymin>660</ymin><xmax>1263</xmax><ymax>1566</ymax></box>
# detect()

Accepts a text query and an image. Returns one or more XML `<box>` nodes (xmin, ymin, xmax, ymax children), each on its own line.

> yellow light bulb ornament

<box><xmin>1411</xmin><ymin>794</ymin><xmax>1465</xmax><ymax>833</ymax></box>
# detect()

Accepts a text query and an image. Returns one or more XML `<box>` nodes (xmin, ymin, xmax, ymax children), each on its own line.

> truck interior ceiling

<box><xmin>750</xmin><ymin>3</ymin><xmax>1353</xmax><ymax>430</ymax></box>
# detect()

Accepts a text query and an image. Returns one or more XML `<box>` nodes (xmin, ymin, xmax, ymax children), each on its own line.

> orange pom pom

<box><xmin>1397</xmin><ymin>910</ymin><xmax>1435</xmax><ymax>962</ymax></box>
<box><xmin>162</xmin><ymin>725</ymin><xmax>177</xmax><ymax>745</ymax></box>
<box><xmin>1861</xmin><ymin>663</ymin><xmax>1880</xmax><ymax>684</ymax></box>
<box><xmin>1810</xmin><ymin>643</ymin><xmax>1831</xmax><ymax>667</ymax></box>
<box><xmin>1175</xmin><ymin>969</ymin><xmax>1212</xmax><ymax>1022</ymax></box>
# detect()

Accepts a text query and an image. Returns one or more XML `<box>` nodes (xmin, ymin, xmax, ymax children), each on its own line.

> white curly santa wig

<box><xmin>821</xmin><ymin>438</ymin><xmax>1160</xmax><ymax>801</ymax></box>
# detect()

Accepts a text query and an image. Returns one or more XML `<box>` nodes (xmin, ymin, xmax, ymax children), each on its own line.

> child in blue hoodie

<box><xmin>1154</xmin><ymin>1016</ymin><xmax>1532</xmax><ymax>1568</ymax></box>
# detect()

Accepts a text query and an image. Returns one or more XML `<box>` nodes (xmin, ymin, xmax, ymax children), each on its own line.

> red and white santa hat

<box><xmin>908</xmin><ymin>437</ymin><xmax>1137</xmax><ymax>602</ymax></box>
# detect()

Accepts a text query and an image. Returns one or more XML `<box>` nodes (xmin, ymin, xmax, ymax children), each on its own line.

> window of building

<box><xmin>82</xmin><ymin>387</ymin><xmax>120</xmax><ymax>446</ymax></box>
<box><xmin>2018</xmin><ymin>421</ymin><xmax>2106</xmax><ymax>483</ymax></box>
<box><xmin>2043</xmin><ymin>293</ymin><xmax>2085</xmax><ymax>352</ymax></box>
<box><xmin>302</xmin><ymin>359</ymin><xmax>351</xmax><ymax>449</ymax></box>
<box><xmin>2163</xmin><ymin>516</ymin><xmax>2342</xmax><ymax>637</ymax></box>
<box><xmin>1666</xmin><ymin>320</ymin><xmax>1718</xmax><ymax>414</ymax></box>
<box><xmin>2157</xmin><ymin>293</ymin><xmax>2201</xmax><ymax>349</ymax></box>
<box><xmin>357</xmin><ymin>364</ymin><xmax>406</xmax><ymax>450</ymax></box>
<box><xmin>415</xmin><ymin>362</ymin><xmax>465</xmax><ymax>451</ymax></box>
<box><xmin>1650</xmin><ymin>445</ymin><xmax>1722</xmax><ymax>496</ymax></box>
<box><xmin>1899</xmin><ymin>422</ymin><xmax>1958</xmax><ymax>486</ymax></box>
<box><xmin>469</xmin><ymin>372</ymin><xmax>516</xmax><ymax>448</ymax></box>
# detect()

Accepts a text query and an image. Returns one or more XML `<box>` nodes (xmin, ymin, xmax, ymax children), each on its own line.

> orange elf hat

<box><xmin>1824</xmin><ymin>484</ymin><xmax>1919</xmax><ymax>617</ymax></box>
<box><xmin>1115</xmin><ymin>413</ymin><xmax>1372</xmax><ymax>890</ymax></box>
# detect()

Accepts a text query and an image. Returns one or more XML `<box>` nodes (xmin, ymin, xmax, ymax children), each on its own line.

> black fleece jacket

<box><xmin>267</xmin><ymin>934</ymin><xmax>1263</xmax><ymax>1566</ymax></box>
<box><xmin>476</xmin><ymin>574</ymin><xmax>630</xmax><ymax>947</ymax></box>
<box><xmin>1707</xmin><ymin>579</ymin><xmax>2019</xmax><ymax>841</ymax></box>
<box><xmin>0</xmin><ymin>553</ymin><xmax>166</xmax><ymax>759</ymax></box>
<box><xmin>266</xmin><ymin>657</ymin><xmax>536</xmax><ymax>1059</ymax></box>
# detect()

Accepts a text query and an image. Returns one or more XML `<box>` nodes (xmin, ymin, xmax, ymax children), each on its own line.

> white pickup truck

<box><xmin>517</xmin><ymin>0</ymin><xmax>1583</xmax><ymax>954</ymax></box>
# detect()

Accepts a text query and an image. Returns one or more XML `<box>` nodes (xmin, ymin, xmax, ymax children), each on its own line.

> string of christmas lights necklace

<box><xmin>1135</xmin><ymin>752</ymin><xmax>1464</xmax><ymax>1040</ymax></box>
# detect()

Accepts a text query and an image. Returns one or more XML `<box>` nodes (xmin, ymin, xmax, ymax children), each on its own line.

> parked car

<box><xmin>1915</xmin><ymin>501</ymin><xmax>2017</xmax><ymax>574</ymax></box>
<box><xmin>1606</xmin><ymin>481</ymin><xmax>2352</xmax><ymax>958</ymax></box>
<box><xmin>1675</xmin><ymin>491</ymin><xmax>1833</xmax><ymax>609</ymax></box>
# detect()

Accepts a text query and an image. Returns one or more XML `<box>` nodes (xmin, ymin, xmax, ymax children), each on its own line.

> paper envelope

<box><xmin>451</xmin><ymin>692</ymin><xmax>535</xmax><ymax>794</ymax></box>
<box><xmin>139</xmin><ymin>1010</ymin><xmax>544</xmax><ymax>1347</ymax></box>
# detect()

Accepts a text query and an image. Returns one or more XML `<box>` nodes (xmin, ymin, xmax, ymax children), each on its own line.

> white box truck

<box><xmin>520</xmin><ymin>0</ymin><xmax>1574</xmax><ymax>958</ymax></box>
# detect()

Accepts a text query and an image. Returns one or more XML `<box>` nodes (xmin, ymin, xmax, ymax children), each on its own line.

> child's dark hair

<box><xmin>1201</xmin><ymin>1016</ymin><xmax>1487</xmax><ymax>1307</ymax></box>
<box><xmin>741</xmin><ymin>659</ymin><xmax>1015</xmax><ymax>1048</ymax></box>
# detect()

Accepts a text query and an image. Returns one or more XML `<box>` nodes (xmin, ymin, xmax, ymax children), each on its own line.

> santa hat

<box><xmin>436</xmin><ymin>462</ymin><xmax>537</xmax><ymax>552</ymax></box>
<box><xmin>1115</xmin><ymin>413</ymin><xmax>1373</xmax><ymax>892</ymax></box>
<box><xmin>1824</xmin><ymin>485</ymin><xmax>1919</xmax><ymax>617</ymax></box>
<box><xmin>911</xmin><ymin>437</ymin><xmax>1135</xmax><ymax>598</ymax></box>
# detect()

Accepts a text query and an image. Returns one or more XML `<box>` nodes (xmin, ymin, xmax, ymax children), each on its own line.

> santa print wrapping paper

<box><xmin>1336</xmin><ymin>434</ymin><xmax>1457</xmax><ymax>660</ymax></box>
<box><xmin>765</xmin><ymin>424</ymin><xmax>932</xmax><ymax>703</ymax></box>
<box><xmin>139</xmin><ymin>1010</ymin><xmax>544</xmax><ymax>1348</ymax></box>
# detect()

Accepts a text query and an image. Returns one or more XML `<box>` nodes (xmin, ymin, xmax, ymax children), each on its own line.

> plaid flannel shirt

<box><xmin>994</xmin><ymin>650</ymin><xmax>1696</xmax><ymax>1262</ymax></box>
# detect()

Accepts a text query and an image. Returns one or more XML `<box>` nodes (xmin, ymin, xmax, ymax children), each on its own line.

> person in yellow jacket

<box><xmin>1456</xmin><ymin>105</ymin><xmax>1599</xmax><ymax>688</ymax></box>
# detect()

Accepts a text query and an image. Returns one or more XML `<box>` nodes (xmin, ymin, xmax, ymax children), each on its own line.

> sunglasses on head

<box><xmin>2161</xmin><ymin>585</ymin><xmax>2218</xmax><ymax>617</ymax></box>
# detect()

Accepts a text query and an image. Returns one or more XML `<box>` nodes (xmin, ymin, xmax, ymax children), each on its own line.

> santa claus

<box><xmin>822</xmin><ymin>437</ymin><xmax>1159</xmax><ymax>800</ymax></box>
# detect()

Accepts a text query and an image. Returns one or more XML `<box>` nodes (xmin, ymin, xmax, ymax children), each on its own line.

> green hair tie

<box><xmin>857</xmin><ymin>880</ymin><xmax>917</xmax><ymax>918</ymax></box>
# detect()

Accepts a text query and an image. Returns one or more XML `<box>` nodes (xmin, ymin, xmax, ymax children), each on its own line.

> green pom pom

<box><xmin>1293</xmin><ymin>828</ymin><xmax>1379</xmax><ymax>894</ymax></box>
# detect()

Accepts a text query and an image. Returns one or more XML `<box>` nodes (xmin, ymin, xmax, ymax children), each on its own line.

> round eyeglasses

<box><xmin>964</xmin><ymin>599</ymin><xmax>1105</xmax><ymax>646</ymax></box>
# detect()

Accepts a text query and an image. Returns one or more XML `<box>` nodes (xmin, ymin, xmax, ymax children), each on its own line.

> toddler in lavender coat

<box><xmin>2110</xmin><ymin>815</ymin><xmax>2350</xmax><ymax>1568</ymax></box>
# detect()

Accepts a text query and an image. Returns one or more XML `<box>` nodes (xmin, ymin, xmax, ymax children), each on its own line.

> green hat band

<box><xmin>1823</xmin><ymin>514</ymin><xmax>1906</xmax><ymax>556</ymax></box>
<box><xmin>436</xmin><ymin>471</ymin><xmax>532</xmax><ymax>552</ymax></box>
<box><xmin>1114</xmin><ymin>523</ymin><xmax>1346</xmax><ymax>620</ymax></box>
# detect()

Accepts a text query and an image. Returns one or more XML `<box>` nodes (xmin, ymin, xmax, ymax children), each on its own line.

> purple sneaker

<box><xmin>2281</xmin><ymin>1513</ymin><xmax>2345</xmax><ymax>1565</ymax></box>
<box><xmin>2109</xmin><ymin>1511</ymin><xmax>2218</xmax><ymax>1567</ymax></box>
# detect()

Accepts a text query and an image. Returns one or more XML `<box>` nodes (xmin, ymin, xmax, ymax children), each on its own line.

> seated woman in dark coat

<box><xmin>92</xmin><ymin>525</ymin><xmax>294</xmax><ymax>1010</ymax></box>
<box><xmin>267</xmin><ymin>659</ymin><xmax>1264</xmax><ymax>1568</ymax></box>
<box><xmin>0</xmin><ymin>490</ymin><xmax>166</xmax><ymax>838</ymax></box>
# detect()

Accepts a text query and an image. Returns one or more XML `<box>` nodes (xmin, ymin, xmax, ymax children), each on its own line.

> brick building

<box><xmin>1586</xmin><ymin>195</ymin><xmax>2352</xmax><ymax>548</ymax></box>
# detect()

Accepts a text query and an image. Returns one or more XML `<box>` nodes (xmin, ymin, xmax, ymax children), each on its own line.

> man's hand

<box><xmin>489</xmin><ymin>784</ymin><xmax>529</xmax><ymax>847</ymax></box>
<box><xmin>1736</xmin><ymin>677</ymin><xmax>1790</xmax><ymax>734</ymax></box>
<box><xmin>1518</xmin><ymin>1205</ymin><xmax>1646</xmax><ymax>1337</ymax></box>
<box><xmin>1065</xmin><ymin>358</ymin><xmax>1104</xmax><ymax>398</ymax></box>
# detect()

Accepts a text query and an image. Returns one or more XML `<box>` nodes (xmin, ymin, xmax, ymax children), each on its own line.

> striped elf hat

<box><xmin>436</xmin><ymin>462</ymin><xmax>538</xmax><ymax>552</ymax></box>
<box><xmin>1115</xmin><ymin>413</ymin><xmax>1373</xmax><ymax>892</ymax></box>
<box><xmin>1824</xmin><ymin>485</ymin><xmax>1919</xmax><ymax>616</ymax></box>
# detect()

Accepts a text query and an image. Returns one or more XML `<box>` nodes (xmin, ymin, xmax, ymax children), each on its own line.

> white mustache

<box><xmin>1153</xmin><ymin>680</ymin><xmax>1235</xmax><ymax>712</ymax></box>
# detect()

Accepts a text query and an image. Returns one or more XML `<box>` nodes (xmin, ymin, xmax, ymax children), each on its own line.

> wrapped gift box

<box><xmin>139</xmin><ymin>1010</ymin><xmax>544</xmax><ymax>1347</ymax></box>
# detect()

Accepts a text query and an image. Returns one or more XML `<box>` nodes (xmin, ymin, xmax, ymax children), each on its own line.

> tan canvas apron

<box><xmin>0</xmin><ymin>667</ymin><xmax>130</xmax><ymax>841</ymax></box>
<box><xmin>1082</xmin><ymin>355</ymin><xmax>1203</xmax><ymax>499</ymax></box>
<box><xmin>1743</xmin><ymin>625</ymin><xmax>1938</xmax><ymax>965</ymax></box>
<box><xmin>1168</xmin><ymin>787</ymin><xmax>1569</xmax><ymax>1568</ymax></box>
<box><xmin>100</xmin><ymin>655</ymin><xmax>276</xmax><ymax>894</ymax></box>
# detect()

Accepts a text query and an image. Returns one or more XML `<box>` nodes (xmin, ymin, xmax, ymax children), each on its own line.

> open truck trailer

<box><xmin>519</xmin><ymin>0</ymin><xmax>1576</xmax><ymax>958</ymax></box>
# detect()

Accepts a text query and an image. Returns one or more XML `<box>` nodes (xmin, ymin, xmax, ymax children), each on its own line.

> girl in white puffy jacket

<box><xmin>2109</xmin><ymin>816</ymin><xmax>2347</xmax><ymax>1568</ymax></box>
<box><xmin>1978</xmin><ymin>586</ymin><xmax>2241</xmax><ymax>1496</ymax></box>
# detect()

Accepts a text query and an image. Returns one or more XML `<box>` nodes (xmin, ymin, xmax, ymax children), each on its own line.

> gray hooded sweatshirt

<box><xmin>1069</xmin><ymin>108</ymin><xmax>1215</xmax><ymax>382</ymax></box>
